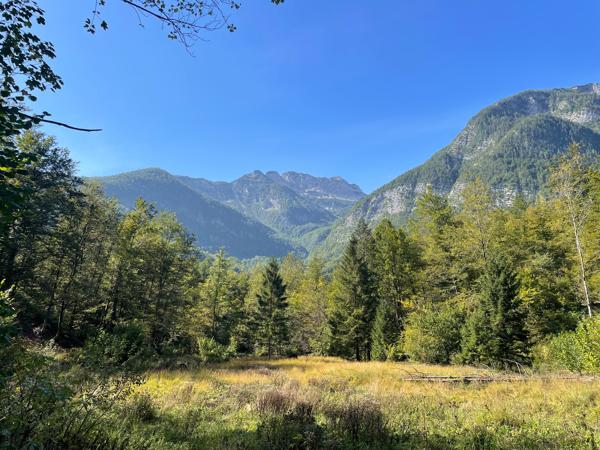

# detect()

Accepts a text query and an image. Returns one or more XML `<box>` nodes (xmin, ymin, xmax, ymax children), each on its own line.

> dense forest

<box><xmin>2</xmin><ymin>129</ymin><xmax>600</xmax><ymax>447</ymax></box>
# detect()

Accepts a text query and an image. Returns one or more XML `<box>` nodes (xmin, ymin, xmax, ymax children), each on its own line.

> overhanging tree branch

<box><xmin>20</xmin><ymin>112</ymin><xmax>102</xmax><ymax>132</ymax></box>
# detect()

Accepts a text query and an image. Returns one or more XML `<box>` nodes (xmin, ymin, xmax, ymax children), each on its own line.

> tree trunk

<box><xmin>571</xmin><ymin>214</ymin><xmax>592</xmax><ymax>317</ymax></box>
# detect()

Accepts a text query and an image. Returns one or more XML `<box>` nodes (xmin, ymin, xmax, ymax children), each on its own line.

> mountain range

<box><xmin>92</xmin><ymin>169</ymin><xmax>365</xmax><ymax>258</ymax></box>
<box><xmin>93</xmin><ymin>83</ymin><xmax>600</xmax><ymax>261</ymax></box>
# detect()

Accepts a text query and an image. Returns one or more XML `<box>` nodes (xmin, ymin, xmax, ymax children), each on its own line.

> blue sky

<box><xmin>36</xmin><ymin>0</ymin><xmax>600</xmax><ymax>193</ymax></box>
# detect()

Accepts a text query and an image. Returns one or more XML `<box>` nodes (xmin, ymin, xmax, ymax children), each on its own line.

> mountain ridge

<box><xmin>91</xmin><ymin>168</ymin><xmax>365</xmax><ymax>258</ymax></box>
<box><xmin>313</xmin><ymin>83</ymin><xmax>600</xmax><ymax>260</ymax></box>
<box><xmin>92</xmin><ymin>83</ymin><xmax>600</xmax><ymax>261</ymax></box>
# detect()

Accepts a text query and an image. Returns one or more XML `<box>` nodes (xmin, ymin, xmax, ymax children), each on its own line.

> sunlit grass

<box><xmin>133</xmin><ymin>356</ymin><xmax>600</xmax><ymax>449</ymax></box>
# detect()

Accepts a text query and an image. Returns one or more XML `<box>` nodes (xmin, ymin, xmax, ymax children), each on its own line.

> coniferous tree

<box><xmin>353</xmin><ymin>218</ymin><xmax>377</xmax><ymax>266</ymax></box>
<box><xmin>255</xmin><ymin>259</ymin><xmax>289</xmax><ymax>358</ymax></box>
<box><xmin>327</xmin><ymin>235</ymin><xmax>375</xmax><ymax>360</ymax></box>
<box><xmin>460</xmin><ymin>255</ymin><xmax>528</xmax><ymax>367</ymax></box>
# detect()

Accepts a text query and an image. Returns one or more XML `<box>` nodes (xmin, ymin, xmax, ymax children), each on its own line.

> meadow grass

<box><xmin>123</xmin><ymin>357</ymin><xmax>600</xmax><ymax>449</ymax></box>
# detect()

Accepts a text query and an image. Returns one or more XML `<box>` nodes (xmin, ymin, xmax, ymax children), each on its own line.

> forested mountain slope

<box><xmin>177</xmin><ymin>170</ymin><xmax>364</xmax><ymax>250</ymax></box>
<box><xmin>316</xmin><ymin>83</ymin><xmax>600</xmax><ymax>260</ymax></box>
<box><xmin>92</xmin><ymin>169</ymin><xmax>297</xmax><ymax>258</ymax></box>
<box><xmin>93</xmin><ymin>169</ymin><xmax>364</xmax><ymax>258</ymax></box>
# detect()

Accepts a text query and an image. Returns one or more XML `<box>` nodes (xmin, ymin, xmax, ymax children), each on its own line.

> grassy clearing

<box><xmin>124</xmin><ymin>357</ymin><xmax>600</xmax><ymax>449</ymax></box>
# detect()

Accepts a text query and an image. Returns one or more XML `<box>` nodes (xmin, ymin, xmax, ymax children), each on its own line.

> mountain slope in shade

<box><xmin>316</xmin><ymin>83</ymin><xmax>600</xmax><ymax>260</ymax></box>
<box><xmin>176</xmin><ymin>170</ymin><xmax>365</xmax><ymax>249</ymax></box>
<box><xmin>92</xmin><ymin>169</ymin><xmax>297</xmax><ymax>259</ymax></box>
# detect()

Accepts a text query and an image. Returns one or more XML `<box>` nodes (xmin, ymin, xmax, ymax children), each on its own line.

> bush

<box><xmin>322</xmin><ymin>395</ymin><xmax>388</xmax><ymax>445</ymax></box>
<box><xmin>534</xmin><ymin>315</ymin><xmax>600</xmax><ymax>374</ymax></box>
<box><xmin>256</xmin><ymin>412</ymin><xmax>323</xmax><ymax>450</ymax></box>
<box><xmin>402</xmin><ymin>298</ymin><xmax>465</xmax><ymax>364</ymax></box>
<box><xmin>0</xmin><ymin>284</ymin><xmax>17</xmax><ymax>348</ymax></box>
<box><xmin>80</xmin><ymin>322</ymin><xmax>152</xmax><ymax>372</ymax></box>
<box><xmin>197</xmin><ymin>336</ymin><xmax>235</xmax><ymax>364</ymax></box>
<box><xmin>0</xmin><ymin>343</ymin><xmax>143</xmax><ymax>449</ymax></box>
<box><xmin>255</xmin><ymin>387</ymin><xmax>322</xmax><ymax>449</ymax></box>
<box><xmin>256</xmin><ymin>389</ymin><xmax>293</xmax><ymax>415</ymax></box>
<box><xmin>126</xmin><ymin>391</ymin><xmax>157</xmax><ymax>422</ymax></box>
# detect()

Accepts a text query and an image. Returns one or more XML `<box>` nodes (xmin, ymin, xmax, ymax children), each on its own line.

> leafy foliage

<box><xmin>534</xmin><ymin>315</ymin><xmax>600</xmax><ymax>374</ymax></box>
<box><xmin>402</xmin><ymin>297</ymin><xmax>466</xmax><ymax>364</ymax></box>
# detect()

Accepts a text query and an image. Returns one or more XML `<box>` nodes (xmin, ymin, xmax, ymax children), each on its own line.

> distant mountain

<box><xmin>264</xmin><ymin>171</ymin><xmax>365</xmax><ymax>215</ymax></box>
<box><xmin>92</xmin><ymin>169</ymin><xmax>365</xmax><ymax>258</ymax></box>
<box><xmin>176</xmin><ymin>170</ymin><xmax>365</xmax><ymax>250</ymax></box>
<box><xmin>91</xmin><ymin>169</ymin><xmax>297</xmax><ymax>259</ymax></box>
<box><xmin>316</xmin><ymin>83</ymin><xmax>600</xmax><ymax>260</ymax></box>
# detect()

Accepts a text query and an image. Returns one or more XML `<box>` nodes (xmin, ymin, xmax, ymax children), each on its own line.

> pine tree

<box><xmin>460</xmin><ymin>255</ymin><xmax>528</xmax><ymax>367</ymax></box>
<box><xmin>327</xmin><ymin>235</ymin><xmax>375</xmax><ymax>361</ymax></box>
<box><xmin>255</xmin><ymin>259</ymin><xmax>289</xmax><ymax>358</ymax></box>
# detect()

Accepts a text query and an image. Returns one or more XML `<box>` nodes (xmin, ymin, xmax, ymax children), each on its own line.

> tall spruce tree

<box><xmin>255</xmin><ymin>259</ymin><xmax>289</xmax><ymax>358</ymax></box>
<box><xmin>327</xmin><ymin>233</ymin><xmax>376</xmax><ymax>361</ymax></box>
<box><xmin>460</xmin><ymin>255</ymin><xmax>528</xmax><ymax>367</ymax></box>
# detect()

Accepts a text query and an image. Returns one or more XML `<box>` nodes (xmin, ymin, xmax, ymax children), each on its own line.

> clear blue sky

<box><xmin>36</xmin><ymin>0</ymin><xmax>600</xmax><ymax>193</ymax></box>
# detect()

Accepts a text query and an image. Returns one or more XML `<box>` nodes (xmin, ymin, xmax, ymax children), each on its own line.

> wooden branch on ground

<box><xmin>401</xmin><ymin>375</ymin><xmax>600</xmax><ymax>383</ymax></box>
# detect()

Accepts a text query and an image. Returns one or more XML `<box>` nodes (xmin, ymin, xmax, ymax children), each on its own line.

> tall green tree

<box><xmin>370</xmin><ymin>219</ymin><xmax>419</xmax><ymax>360</ymax></box>
<box><xmin>508</xmin><ymin>200</ymin><xmax>580</xmax><ymax>344</ymax></box>
<box><xmin>409</xmin><ymin>187</ymin><xmax>462</xmax><ymax>303</ymax></box>
<box><xmin>460</xmin><ymin>255</ymin><xmax>528</xmax><ymax>367</ymax></box>
<box><xmin>0</xmin><ymin>131</ymin><xmax>79</xmax><ymax>292</ymax></box>
<box><xmin>550</xmin><ymin>143</ymin><xmax>594</xmax><ymax>317</ymax></box>
<box><xmin>327</xmin><ymin>235</ymin><xmax>375</xmax><ymax>361</ymax></box>
<box><xmin>287</xmin><ymin>257</ymin><xmax>329</xmax><ymax>355</ymax></box>
<box><xmin>255</xmin><ymin>259</ymin><xmax>289</xmax><ymax>358</ymax></box>
<box><xmin>192</xmin><ymin>249</ymin><xmax>244</xmax><ymax>346</ymax></box>
<box><xmin>37</xmin><ymin>183</ymin><xmax>120</xmax><ymax>341</ymax></box>
<box><xmin>457</xmin><ymin>178</ymin><xmax>497</xmax><ymax>280</ymax></box>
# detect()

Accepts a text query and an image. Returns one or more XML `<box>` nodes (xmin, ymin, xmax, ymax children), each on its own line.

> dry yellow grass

<box><xmin>135</xmin><ymin>357</ymin><xmax>600</xmax><ymax>449</ymax></box>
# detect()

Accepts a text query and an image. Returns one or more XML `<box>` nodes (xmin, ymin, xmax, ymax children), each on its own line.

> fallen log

<box><xmin>401</xmin><ymin>375</ymin><xmax>600</xmax><ymax>383</ymax></box>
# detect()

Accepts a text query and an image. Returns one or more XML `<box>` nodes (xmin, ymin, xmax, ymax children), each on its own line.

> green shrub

<box><xmin>0</xmin><ymin>284</ymin><xmax>17</xmax><ymax>349</ymax></box>
<box><xmin>256</xmin><ymin>412</ymin><xmax>323</xmax><ymax>450</ymax></box>
<box><xmin>197</xmin><ymin>336</ymin><xmax>235</xmax><ymax>364</ymax></box>
<box><xmin>534</xmin><ymin>315</ymin><xmax>600</xmax><ymax>374</ymax></box>
<box><xmin>126</xmin><ymin>391</ymin><xmax>157</xmax><ymax>423</ymax></box>
<box><xmin>402</xmin><ymin>298</ymin><xmax>465</xmax><ymax>364</ymax></box>
<box><xmin>80</xmin><ymin>322</ymin><xmax>152</xmax><ymax>372</ymax></box>
<box><xmin>0</xmin><ymin>342</ymin><xmax>144</xmax><ymax>449</ymax></box>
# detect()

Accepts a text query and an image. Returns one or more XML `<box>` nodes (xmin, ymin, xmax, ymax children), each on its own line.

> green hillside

<box><xmin>93</xmin><ymin>169</ymin><xmax>364</xmax><ymax>258</ymax></box>
<box><xmin>316</xmin><ymin>83</ymin><xmax>600</xmax><ymax>261</ymax></box>
<box><xmin>92</xmin><ymin>169</ymin><xmax>298</xmax><ymax>259</ymax></box>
